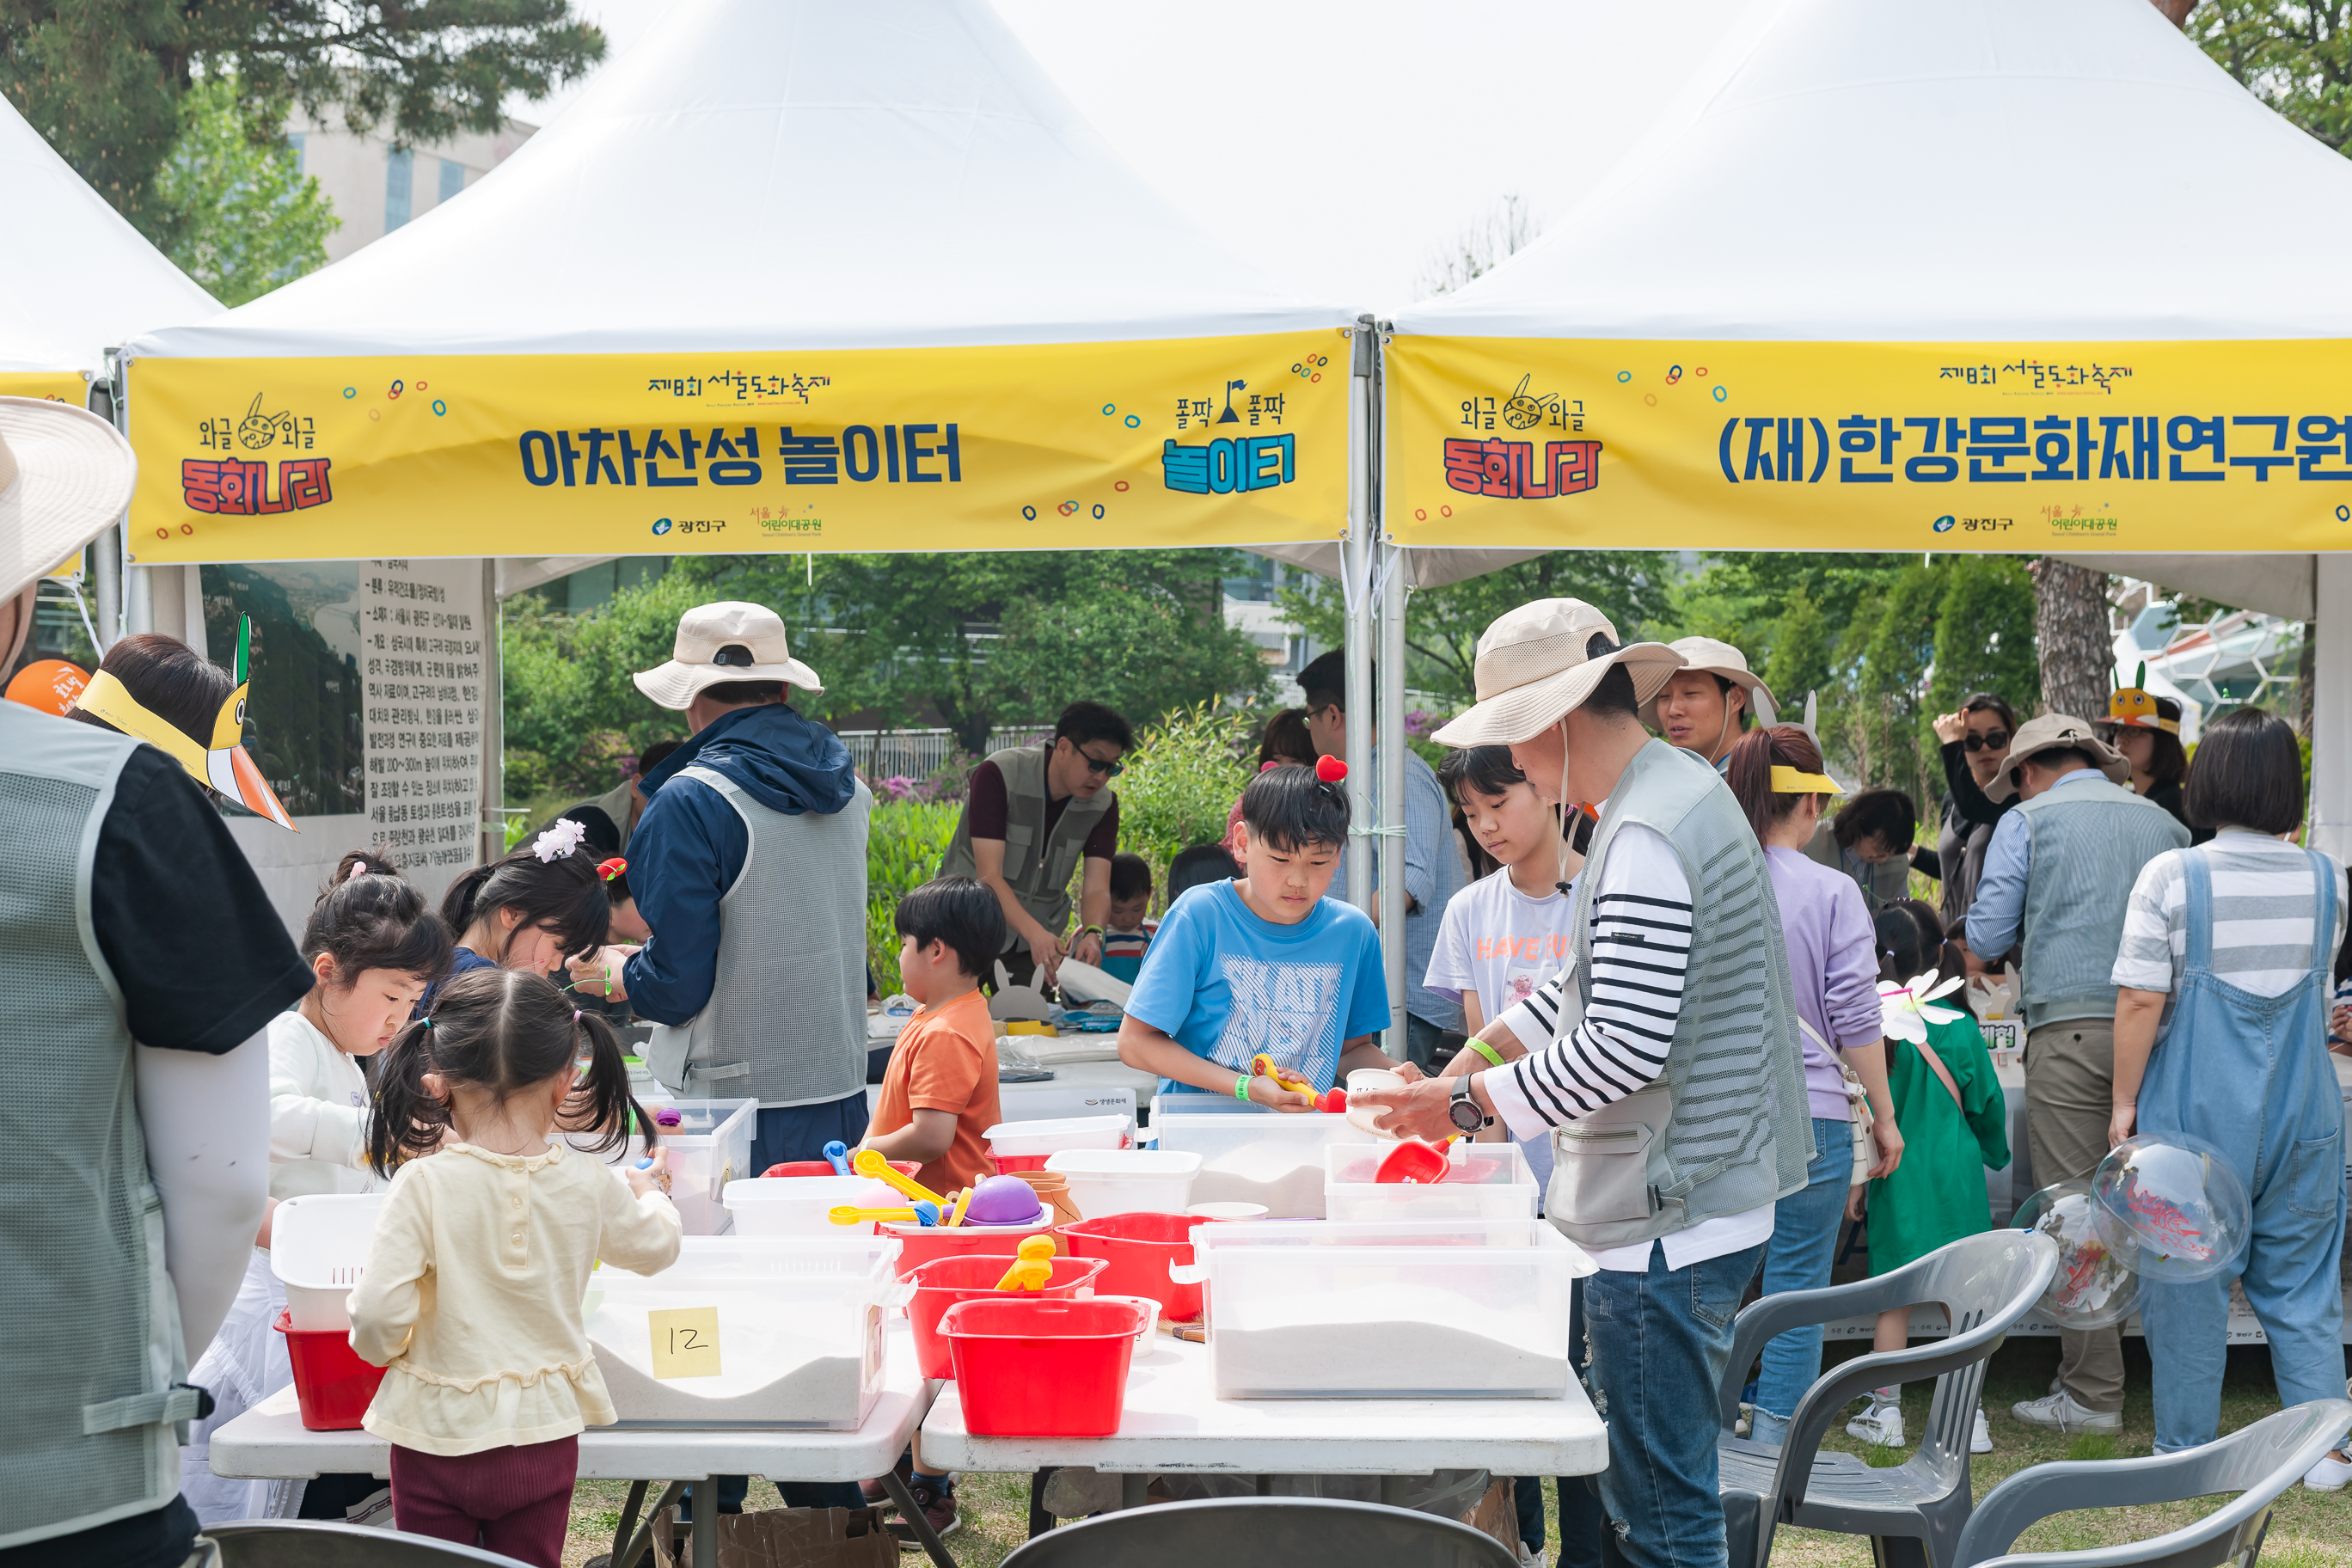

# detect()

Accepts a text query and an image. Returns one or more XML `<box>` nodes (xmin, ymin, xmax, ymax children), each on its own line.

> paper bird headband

<box><xmin>73</xmin><ymin>614</ymin><xmax>296</xmax><ymax>830</ymax></box>
<box><xmin>2108</xmin><ymin>661</ymin><xmax>2177</xmax><ymax>733</ymax></box>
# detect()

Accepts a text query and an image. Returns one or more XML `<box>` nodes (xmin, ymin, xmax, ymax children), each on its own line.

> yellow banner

<box><xmin>1387</xmin><ymin>337</ymin><xmax>2352</xmax><ymax>553</ymax></box>
<box><xmin>125</xmin><ymin>333</ymin><xmax>1354</xmax><ymax>564</ymax></box>
<box><xmin>0</xmin><ymin>371</ymin><xmax>94</xmax><ymax>407</ymax></box>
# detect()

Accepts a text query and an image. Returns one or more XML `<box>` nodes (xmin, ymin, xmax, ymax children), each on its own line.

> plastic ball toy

<box><xmin>2013</xmin><ymin>1179</ymin><xmax>2140</xmax><ymax>1330</ymax></box>
<box><xmin>2092</xmin><ymin>1132</ymin><xmax>2250</xmax><ymax>1284</ymax></box>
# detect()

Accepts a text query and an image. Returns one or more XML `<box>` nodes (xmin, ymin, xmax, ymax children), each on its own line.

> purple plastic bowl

<box><xmin>964</xmin><ymin>1173</ymin><xmax>1047</xmax><ymax>1225</ymax></box>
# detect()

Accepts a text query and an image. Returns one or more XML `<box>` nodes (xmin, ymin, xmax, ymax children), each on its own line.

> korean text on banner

<box><xmin>1387</xmin><ymin>337</ymin><xmax>2352</xmax><ymax>554</ymax></box>
<box><xmin>125</xmin><ymin>333</ymin><xmax>1355</xmax><ymax>563</ymax></box>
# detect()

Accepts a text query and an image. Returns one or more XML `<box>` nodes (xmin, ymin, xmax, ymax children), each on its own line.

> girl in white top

<box><xmin>181</xmin><ymin>849</ymin><xmax>456</xmax><ymax>1526</ymax></box>
<box><xmin>349</xmin><ymin>967</ymin><xmax>677</xmax><ymax>1567</ymax></box>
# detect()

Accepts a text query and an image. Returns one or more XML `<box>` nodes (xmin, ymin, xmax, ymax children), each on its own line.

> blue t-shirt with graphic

<box><xmin>1125</xmin><ymin>879</ymin><xmax>1392</xmax><ymax>1099</ymax></box>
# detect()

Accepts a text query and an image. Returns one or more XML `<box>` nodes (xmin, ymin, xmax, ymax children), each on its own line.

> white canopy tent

<box><xmin>1384</xmin><ymin>0</ymin><xmax>2352</xmax><ymax>860</ymax></box>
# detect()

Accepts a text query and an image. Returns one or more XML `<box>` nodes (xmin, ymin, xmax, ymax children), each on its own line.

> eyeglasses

<box><xmin>1963</xmin><ymin>731</ymin><xmax>2012</xmax><ymax>752</ymax></box>
<box><xmin>1079</xmin><ymin>750</ymin><xmax>1124</xmax><ymax>779</ymax></box>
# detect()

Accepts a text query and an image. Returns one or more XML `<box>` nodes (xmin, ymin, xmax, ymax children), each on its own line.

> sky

<box><xmin>518</xmin><ymin>0</ymin><xmax>1754</xmax><ymax>313</ymax></box>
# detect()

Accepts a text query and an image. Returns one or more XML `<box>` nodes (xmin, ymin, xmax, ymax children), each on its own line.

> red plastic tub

<box><xmin>761</xmin><ymin>1159</ymin><xmax>922</xmax><ymax>1180</ymax></box>
<box><xmin>992</xmin><ymin>1154</ymin><xmax>1050</xmax><ymax>1173</ymax></box>
<box><xmin>904</xmin><ymin>1253</ymin><xmax>1109</xmax><ymax>1379</ymax></box>
<box><xmin>880</xmin><ymin>1218</ymin><xmax>1061</xmax><ymax>1281</ymax></box>
<box><xmin>273</xmin><ymin>1310</ymin><xmax>387</xmax><ymax>1431</ymax></box>
<box><xmin>1057</xmin><ymin>1212</ymin><xmax>1216</xmax><ymax>1324</ymax></box>
<box><xmin>939</xmin><ymin>1295</ymin><xmax>1155</xmax><ymax>1435</ymax></box>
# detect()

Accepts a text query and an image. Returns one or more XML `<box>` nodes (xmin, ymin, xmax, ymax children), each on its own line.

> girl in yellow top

<box><xmin>347</xmin><ymin>969</ymin><xmax>679</xmax><ymax>1568</ymax></box>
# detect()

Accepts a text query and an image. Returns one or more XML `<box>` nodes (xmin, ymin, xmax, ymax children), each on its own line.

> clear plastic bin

<box><xmin>1152</xmin><ymin>1114</ymin><xmax>1363</xmax><ymax>1217</ymax></box>
<box><xmin>1323</xmin><ymin>1142</ymin><xmax>1538</xmax><ymax>1223</ymax></box>
<box><xmin>1182</xmin><ymin>1218</ymin><xmax>1592</xmax><ymax>1400</ymax></box>
<box><xmin>1044</xmin><ymin>1148</ymin><xmax>1200</xmax><ymax>1217</ymax></box>
<box><xmin>983</xmin><ymin>1114</ymin><xmax>1132</xmax><ymax>1173</ymax></box>
<box><xmin>584</xmin><ymin>1234</ymin><xmax>906</xmax><ymax>1428</ymax></box>
<box><xmin>568</xmin><ymin>1097</ymin><xmax>754</xmax><ymax>1235</ymax></box>
<box><xmin>722</xmin><ymin>1175</ymin><xmax>904</xmax><ymax>1235</ymax></box>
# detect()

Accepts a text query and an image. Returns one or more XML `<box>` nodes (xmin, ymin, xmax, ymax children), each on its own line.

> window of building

<box><xmin>438</xmin><ymin>158</ymin><xmax>465</xmax><ymax>204</ymax></box>
<box><xmin>385</xmin><ymin>147</ymin><xmax>413</xmax><ymax>231</ymax></box>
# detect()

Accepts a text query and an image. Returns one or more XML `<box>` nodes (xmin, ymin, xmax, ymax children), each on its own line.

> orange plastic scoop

<box><xmin>1375</xmin><ymin>1136</ymin><xmax>1458</xmax><ymax>1185</ymax></box>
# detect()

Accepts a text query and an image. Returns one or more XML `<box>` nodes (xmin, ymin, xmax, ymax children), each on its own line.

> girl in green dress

<box><xmin>1846</xmin><ymin>900</ymin><xmax>2012</xmax><ymax>1449</ymax></box>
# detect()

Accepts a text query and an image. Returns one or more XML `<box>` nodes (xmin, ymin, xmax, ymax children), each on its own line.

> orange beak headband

<box><xmin>74</xmin><ymin>615</ymin><xmax>297</xmax><ymax>830</ymax></box>
<box><xmin>2107</xmin><ymin>661</ymin><xmax>2179</xmax><ymax>735</ymax></box>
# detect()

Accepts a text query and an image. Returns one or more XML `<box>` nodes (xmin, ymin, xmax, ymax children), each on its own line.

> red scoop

<box><xmin>1375</xmin><ymin>1136</ymin><xmax>1456</xmax><ymax>1185</ymax></box>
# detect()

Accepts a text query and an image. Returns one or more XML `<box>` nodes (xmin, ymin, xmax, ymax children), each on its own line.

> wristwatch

<box><xmin>1449</xmin><ymin>1075</ymin><xmax>1493</xmax><ymax>1134</ymax></box>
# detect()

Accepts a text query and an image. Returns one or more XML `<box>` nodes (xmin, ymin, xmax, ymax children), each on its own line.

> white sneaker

<box><xmin>2305</xmin><ymin>1449</ymin><xmax>2352</xmax><ymax>1492</ymax></box>
<box><xmin>1517</xmin><ymin>1545</ymin><xmax>1548</xmax><ymax>1568</ymax></box>
<box><xmin>1970</xmin><ymin>1408</ymin><xmax>1994</xmax><ymax>1455</ymax></box>
<box><xmin>1735</xmin><ymin>1401</ymin><xmax>1753</xmax><ymax>1438</ymax></box>
<box><xmin>2011</xmin><ymin>1390</ymin><xmax>2121</xmax><ymax>1435</ymax></box>
<box><xmin>1846</xmin><ymin>1398</ymin><xmax>1903</xmax><ymax>1446</ymax></box>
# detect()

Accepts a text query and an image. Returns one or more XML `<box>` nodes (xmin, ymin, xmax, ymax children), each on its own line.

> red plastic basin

<box><xmin>904</xmin><ymin>1253</ymin><xmax>1109</xmax><ymax>1380</ymax></box>
<box><xmin>881</xmin><ymin>1218</ymin><xmax>1061</xmax><ymax>1281</ymax></box>
<box><xmin>761</xmin><ymin>1159</ymin><xmax>922</xmax><ymax>1179</ymax></box>
<box><xmin>940</xmin><ymin>1295</ymin><xmax>1155</xmax><ymax>1436</ymax></box>
<box><xmin>1057</xmin><ymin>1211</ymin><xmax>1216</xmax><ymax>1324</ymax></box>
<box><xmin>991</xmin><ymin>1154</ymin><xmax>1050</xmax><ymax>1173</ymax></box>
<box><xmin>274</xmin><ymin>1310</ymin><xmax>387</xmax><ymax>1431</ymax></box>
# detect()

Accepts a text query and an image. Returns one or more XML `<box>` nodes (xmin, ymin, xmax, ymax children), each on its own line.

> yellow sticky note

<box><xmin>648</xmin><ymin>1307</ymin><xmax>722</xmax><ymax>1380</ymax></box>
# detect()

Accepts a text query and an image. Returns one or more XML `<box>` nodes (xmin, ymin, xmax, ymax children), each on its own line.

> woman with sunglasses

<box><xmin>1930</xmin><ymin>693</ymin><xmax>2018</xmax><ymax>953</ymax></box>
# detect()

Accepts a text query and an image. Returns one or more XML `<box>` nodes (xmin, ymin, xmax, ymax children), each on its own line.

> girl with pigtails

<box><xmin>349</xmin><ymin>968</ymin><xmax>680</xmax><ymax>1566</ymax></box>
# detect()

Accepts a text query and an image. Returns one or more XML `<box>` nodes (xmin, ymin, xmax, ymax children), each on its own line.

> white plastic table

<box><xmin>921</xmin><ymin>1332</ymin><xmax>1608</xmax><ymax>1514</ymax></box>
<box><xmin>206</xmin><ymin>1320</ymin><xmax>945</xmax><ymax>1568</ymax></box>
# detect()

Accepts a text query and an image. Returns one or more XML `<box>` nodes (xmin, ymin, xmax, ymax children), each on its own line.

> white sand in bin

<box><xmin>1189</xmin><ymin>1142</ymin><xmax>1329</xmax><ymax>1217</ymax></box>
<box><xmin>1215</xmin><ymin>1319</ymin><xmax>1567</xmax><ymax>1399</ymax></box>
<box><xmin>587</xmin><ymin>1308</ymin><xmax>869</xmax><ymax>1425</ymax></box>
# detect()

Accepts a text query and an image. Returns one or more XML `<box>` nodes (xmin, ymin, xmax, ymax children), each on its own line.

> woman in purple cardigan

<box><xmin>1727</xmin><ymin>726</ymin><xmax>1903</xmax><ymax>1448</ymax></box>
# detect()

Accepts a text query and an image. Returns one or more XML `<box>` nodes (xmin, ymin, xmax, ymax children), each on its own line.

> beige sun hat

<box><xmin>1981</xmin><ymin>713</ymin><xmax>2128</xmax><ymax>803</ymax></box>
<box><xmin>1430</xmin><ymin>598</ymin><xmax>1686</xmax><ymax>748</ymax></box>
<box><xmin>632</xmin><ymin>600</ymin><xmax>824</xmax><ymax>711</ymax></box>
<box><xmin>1641</xmin><ymin>635</ymin><xmax>1778</xmax><ymax>726</ymax></box>
<box><xmin>0</xmin><ymin>397</ymin><xmax>137</xmax><ymax>606</ymax></box>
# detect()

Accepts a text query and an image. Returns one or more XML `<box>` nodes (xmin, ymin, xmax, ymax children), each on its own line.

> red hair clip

<box><xmin>598</xmin><ymin>856</ymin><xmax>628</xmax><ymax>882</ymax></box>
<box><xmin>1314</xmin><ymin>755</ymin><xmax>1348</xmax><ymax>784</ymax></box>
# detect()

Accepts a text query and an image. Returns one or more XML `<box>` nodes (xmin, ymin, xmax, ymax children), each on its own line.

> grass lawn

<box><xmin>560</xmin><ymin>1336</ymin><xmax>2349</xmax><ymax>1566</ymax></box>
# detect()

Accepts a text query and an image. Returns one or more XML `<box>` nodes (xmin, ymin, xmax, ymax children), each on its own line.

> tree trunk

<box><xmin>2033</xmin><ymin>558</ymin><xmax>2113</xmax><ymax>720</ymax></box>
<box><xmin>2149</xmin><ymin>0</ymin><xmax>2197</xmax><ymax>28</ymax></box>
<box><xmin>2296</xmin><ymin>621</ymin><xmax>2317</xmax><ymax>737</ymax></box>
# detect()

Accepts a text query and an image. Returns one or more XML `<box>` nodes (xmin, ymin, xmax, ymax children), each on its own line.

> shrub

<box><xmin>865</xmin><ymin>800</ymin><xmax>962</xmax><ymax>995</ymax></box>
<box><xmin>1112</xmin><ymin>702</ymin><xmax>1254</xmax><ymax>907</ymax></box>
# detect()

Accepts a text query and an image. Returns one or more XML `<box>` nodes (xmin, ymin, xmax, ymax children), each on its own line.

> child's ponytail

<box><xmin>560</xmin><ymin>1007</ymin><xmax>659</xmax><ymax>1159</ymax></box>
<box><xmin>368</xmin><ymin>1017</ymin><xmax>451</xmax><ymax>1175</ymax></box>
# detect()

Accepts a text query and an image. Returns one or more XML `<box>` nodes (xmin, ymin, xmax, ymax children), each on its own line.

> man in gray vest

<box><xmin>1970</xmin><ymin>713</ymin><xmax>2188</xmax><ymax>1436</ymax></box>
<box><xmin>574</xmin><ymin>602</ymin><xmax>872</xmax><ymax>1180</ymax></box>
<box><xmin>937</xmin><ymin>701</ymin><xmax>1131</xmax><ymax>989</ymax></box>
<box><xmin>1356</xmin><ymin>599</ymin><xmax>1815</xmax><ymax>1568</ymax></box>
<box><xmin>0</xmin><ymin>397</ymin><xmax>306</xmax><ymax>1567</ymax></box>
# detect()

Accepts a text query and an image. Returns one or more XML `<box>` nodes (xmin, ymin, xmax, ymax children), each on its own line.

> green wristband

<box><xmin>1467</xmin><ymin>1038</ymin><xmax>1506</xmax><ymax>1069</ymax></box>
<box><xmin>1234</xmin><ymin>1074</ymin><xmax>1252</xmax><ymax>1102</ymax></box>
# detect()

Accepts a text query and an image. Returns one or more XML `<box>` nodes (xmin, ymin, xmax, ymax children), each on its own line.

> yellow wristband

<box><xmin>1467</xmin><ymin>1038</ymin><xmax>1506</xmax><ymax>1069</ymax></box>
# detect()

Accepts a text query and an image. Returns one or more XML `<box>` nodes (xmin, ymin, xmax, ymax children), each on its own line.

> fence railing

<box><xmin>834</xmin><ymin>726</ymin><xmax>1050</xmax><ymax>784</ymax></box>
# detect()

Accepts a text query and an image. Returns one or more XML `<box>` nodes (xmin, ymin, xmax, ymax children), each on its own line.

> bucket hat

<box><xmin>1982</xmin><ymin>713</ymin><xmax>2128</xmax><ymax>803</ymax></box>
<box><xmin>1430</xmin><ymin>599</ymin><xmax>1684</xmax><ymax>748</ymax></box>
<box><xmin>633</xmin><ymin>601</ymin><xmax>824</xmax><ymax>710</ymax></box>
<box><xmin>1642</xmin><ymin>635</ymin><xmax>1779</xmax><ymax>728</ymax></box>
<box><xmin>0</xmin><ymin>396</ymin><xmax>135</xmax><ymax>605</ymax></box>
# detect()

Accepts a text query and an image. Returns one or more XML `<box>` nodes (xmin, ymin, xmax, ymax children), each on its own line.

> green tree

<box><xmin>1</xmin><ymin>0</ymin><xmax>603</xmax><ymax>242</ymax></box>
<box><xmin>499</xmin><ymin>574</ymin><xmax>703</xmax><ymax>802</ymax></box>
<box><xmin>2192</xmin><ymin>1</ymin><xmax>2352</xmax><ymax>153</ymax></box>
<box><xmin>150</xmin><ymin>77</ymin><xmax>336</xmax><ymax>304</ymax></box>
<box><xmin>1927</xmin><ymin>556</ymin><xmax>2041</xmax><ymax>716</ymax></box>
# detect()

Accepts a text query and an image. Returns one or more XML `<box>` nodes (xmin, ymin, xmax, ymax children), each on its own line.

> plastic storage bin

<box><xmin>1044</xmin><ymin>1148</ymin><xmax>1201</xmax><ymax>1218</ymax></box>
<box><xmin>1151</xmin><ymin>1113</ymin><xmax>1363</xmax><ymax>1217</ymax></box>
<box><xmin>275</xmin><ymin>1309</ymin><xmax>388</xmax><ymax>1430</ymax></box>
<box><xmin>1183</xmin><ymin>1218</ymin><xmax>1591</xmax><ymax>1400</ymax></box>
<box><xmin>1057</xmin><ymin>1211</ymin><xmax>1217</xmax><ymax>1323</ymax></box>
<box><xmin>759</xmin><ymin>1159</ymin><xmax>921</xmax><ymax>1180</ymax></box>
<box><xmin>569</xmin><ymin>1098</ymin><xmax>754</xmax><ymax>1234</ymax></box>
<box><xmin>939</xmin><ymin>1295</ymin><xmax>1156</xmax><ymax>1435</ymax></box>
<box><xmin>1323</xmin><ymin>1142</ymin><xmax>1538</xmax><ymax>1223</ymax></box>
<box><xmin>269</xmin><ymin>1192</ymin><xmax>386</xmax><ymax>1332</ymax></box>
<box><xmin>585</xmin><ymin>1234</ymin><xmax>905</xmax><ymax>1429</ymax></box>
<box><xmin>983</xmin><ymin>1114</ymin><xmax>1132</xmax><ymax>1173</ymax></box>
<box><xmin>723</xmin><ymin>1175</ymin><xmax>904</xmax><ymax>1235</ymax></box>
<box><xmin>904</xmin><ymin>1253</ymin><xmax>1109</xmax><ymax>1379</ymax></box>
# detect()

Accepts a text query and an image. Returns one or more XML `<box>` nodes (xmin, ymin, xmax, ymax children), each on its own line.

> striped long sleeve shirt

<box><xmin>1484</xmin><ymin>823</ymin><xmax>1694</xmax><ymax>1140</ymax></box>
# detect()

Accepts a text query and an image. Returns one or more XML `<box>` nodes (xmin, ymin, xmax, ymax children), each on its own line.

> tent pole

<box><xmin>481</xmin><ymin>560</ymin><xmax>505</xmax><ymax>869</ymax></box>
<box><xmin>2312</xmin><ymin>556</ymin><xmax>2351</xmax><ymax>862</ymax></box>
<box><xmin>1344</xmin><ymin>321</ymin><xmax>1375</xmax><ymax>922</ymax></box>
<box><xmin>1378</xmin><ymin>542</ymin><xmax>1407</xmax><ymax>1059</ymax></box>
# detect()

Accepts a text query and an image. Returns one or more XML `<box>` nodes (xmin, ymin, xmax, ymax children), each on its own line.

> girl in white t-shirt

<box><xmin>182</xmin><ymin>850</ymin><xmax>456</xmax><ymax>1525</ymax></box>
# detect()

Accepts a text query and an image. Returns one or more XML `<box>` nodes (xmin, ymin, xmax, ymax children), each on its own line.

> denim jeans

<box><xmin>1587</xmin><ymin>1240</ymin><xmax>1767</xmax><ymax>1568</ymax></box>
<box><xmin>1749</xmin><ymin>1118</ymin><xmax>1853</xmax><ymax>1431</ymax></box>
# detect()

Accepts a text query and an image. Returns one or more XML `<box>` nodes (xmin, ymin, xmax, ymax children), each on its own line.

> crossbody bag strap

<box><xmin>1906</xmin><ymin>1032</ymin><xmax>1967</xmax><ymax>1116</ymax></box>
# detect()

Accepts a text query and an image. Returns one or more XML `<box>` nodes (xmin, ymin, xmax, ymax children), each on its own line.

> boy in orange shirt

<box><xmin>863</xmin><ymin>875</ymin><xmax>1005</xmax><ymax>1196</ymax></box>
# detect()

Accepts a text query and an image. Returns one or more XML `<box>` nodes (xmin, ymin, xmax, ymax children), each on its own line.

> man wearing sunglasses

<box><xmin>940</xmin><ymin>701</ymin><xmax>1133</xmax><ymax>990</ymax></box>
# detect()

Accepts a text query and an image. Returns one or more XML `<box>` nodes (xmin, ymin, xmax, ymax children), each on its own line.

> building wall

<box><xmin>287</xmin><ymin>114</ymin><xmax>536</xmax><ymax>262</ymax></box>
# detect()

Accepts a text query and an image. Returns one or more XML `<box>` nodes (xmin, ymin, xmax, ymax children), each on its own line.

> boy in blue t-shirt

<box><xmin>1099</xmin><ymin>851</ymin><xmax>1155</xmax><ymax>985</ymax></box>
<box><xmin>1119</xmin><ymin>761</ymin><xmax>1392</xmax><ymax>1105</ymax></box>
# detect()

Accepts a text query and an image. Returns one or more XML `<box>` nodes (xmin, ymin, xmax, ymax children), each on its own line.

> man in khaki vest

<box><xmin>938</xmin><ymin>701</ymin><xmax>1131</xmax><ymax>989</ymax></box>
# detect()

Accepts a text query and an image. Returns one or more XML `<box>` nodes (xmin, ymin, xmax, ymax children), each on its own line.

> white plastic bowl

<box><xmin>1188</xmin><ymin>1201</ymin><xmax>1271</xmax><ymax>1221</ymax></box>
<box><xmin>1044</xmin><ymin>1148</ymin><xmax>1203</xmax><ymax>1218</ymax></box>
<box><xmin>722</xmin><ymin>1175</ymin><xmax>902</xmax><ymax>1235</ymax></box>
<box><xmin>1344</xmin><ymin>1069</ymin><xmax>1408</xmax><ymax>1138</ymax></box>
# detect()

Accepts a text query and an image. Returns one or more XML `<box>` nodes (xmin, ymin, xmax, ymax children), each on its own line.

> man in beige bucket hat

<box><xmin>3</xmin><ymin>397</ymin><xmax>309</xmax><ymax>1567</ymax></box>
<box><xmin>1646</xmin><ymin>634</ymin><xmax>1777</xmax><ymax>773</ymax></box>
<box><xmin>1967</xmin><ymin>713</ymin><xmax>2185</xmax><ymax>1436</ymax></box>
<box><xmin>1357</xmin><ymin>598</ymin><xmax>1814</xmax><ymax>1568</ymax></box>
<box><xmin>569</xmin><ymin>600</ymin><xmax>876</xmax><ymax>1191</ymax></box>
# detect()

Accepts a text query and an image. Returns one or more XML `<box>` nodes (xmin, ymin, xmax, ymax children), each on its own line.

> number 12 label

<box><xmin>648</xmin><ymin>1306</ymin><xmax>722</xmax><ymax>1379</ymax></box>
